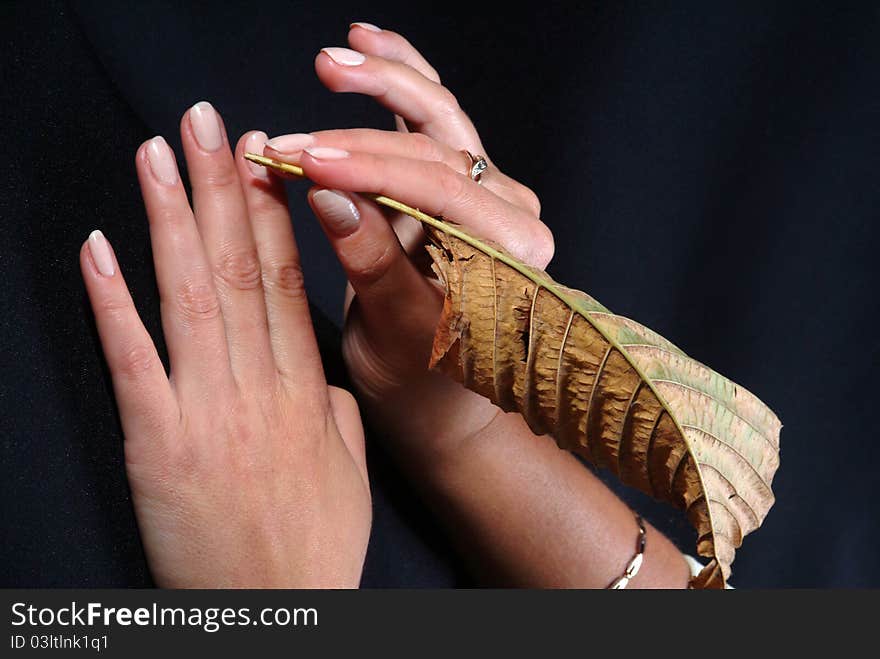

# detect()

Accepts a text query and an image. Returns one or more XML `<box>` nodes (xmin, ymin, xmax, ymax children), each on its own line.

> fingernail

<box><xmin>350</xmin><ymin>22</ymin><xmax>381</xmax><ymax>32</ymax></box>
<box><xmin>265</xmin><ymin>133</ymin><xmax>315</xmax><ymax>155</ymax></box>
<box><xmin>304</xmin><ymin>146</ymin><xmax>350</xmax><ymax>160</ymax></box>
<box><xmin>312</xmin><ymin>189</ymin><xmax>360</xmax><ymax>236</ymax></box>
<box><xmin>189</xmin><ymin>100</ymin><xmax>223</xmax><ymax>152</ymax></box>
<box><xmin>244</xmin><ymin>131</ymin><xmax>269</xmax><ymax>178</ymax></box>
<box><xmin>88</xmin><ymin>229</ymin><xmax>115</xmax><ymax>277</ymax></box>
<box><xmin>321</xmin><ymin>47</ymin><xmax>366</xmax><ymax>66</ymax></box>
<box><xmin>146</xmin><ymin>136</ymin><xmax>179</xmax><ymax>185</ymax></box>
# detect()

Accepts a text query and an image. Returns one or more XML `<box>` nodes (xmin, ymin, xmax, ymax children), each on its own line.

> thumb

<box><xmin>307</xmin><ymin>187</ymin><xmax>442</xmax><ymax>362</ymax></box>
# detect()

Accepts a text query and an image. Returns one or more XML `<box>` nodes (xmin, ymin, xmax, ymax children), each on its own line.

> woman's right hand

<box><xmin>263</xmin><ymin>25</ymin><xmax>554</xmax><ymax>467</ymax></box>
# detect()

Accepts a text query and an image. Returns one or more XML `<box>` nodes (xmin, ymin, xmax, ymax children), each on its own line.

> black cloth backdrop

<box><xmin>1</xmin><ymin>1</ymin><xmax>877</xmax><ymax>587</ymax></box>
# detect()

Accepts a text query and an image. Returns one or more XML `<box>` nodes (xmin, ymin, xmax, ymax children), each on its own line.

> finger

<box><xmin>349</xmin><ymin>23</ymin><xmax>439</xmax><ymax>136</ymax></box>
<box><xmin>263</xmin><ymin>129</ymin><xmax>455</xmax><ymax>255</ymax></box>
<box><xmin>300</xmin><ymin>147</ymin><xmax>554</xmax><ymax>267</ymax></box>
<box><xmin>348</xmin><ymin>22</ymin><xmax>440</xmax><ymax>83</ymax></box>
<box><xmin>234</xmin><ymin>130</ymin><xmax>327</xmax><ymax>389</ymax></box>
<box><xmin>268</xmin><ymin>128</ymin><xmax>461</xmax><ymax>174</ymax></box>
<box><xmin>180</xmin><ymin>101</ymin><xmax>274</xmax><ymax>385</ymax></box>
<box><xmin>264</xmin><ymin>129</ymin><xmax>542</xmax><ymax>218</ymax></box>
<box><xmin>135</xmin><ymin>135</ymin><xmax>233</xmax><ymax>395</ymax></box>
<box><xmin>80</xmin><ymin>230</ymin><xmax>178</xmax><ymax>439</ymax></box>
<box><xmin>314</xmin><ymin>47</ymin><xmax>484</xmax><ymax>154</ymax></box>
<box><xmin>263</xmin><ymin>130</ymin><xmax>458</xmax><ymax>257</ymax></box>
<box><xmin>307</xmin><ymin>186</ymin><xmax>441</xmax><ymax>362</ymax></box>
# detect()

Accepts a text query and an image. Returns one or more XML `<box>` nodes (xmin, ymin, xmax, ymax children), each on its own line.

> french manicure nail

<box><xmin>321</xmin><ymin>47</ymin><xmax>366</xmax><ymax>66</ymax></box>
<box><xmin>189</xmin><ymin>100</ymin><xmax>223</xmax><ymax>152</ymax></box>
<box><xmin>88</xmin><ymin>229</ymin><xmax>115</xmax><ymax>277</ymax></box>
<box><xmin>351</xmin><ymin>22</ymin><xmax>381</xmax><ymax>32</ymax></box>
<box><xmin>312</xmin><ymin>189</ymin><xmax>360</xmax><ymax>236</ymax></box>
<box><xmin>244</xmin><ymin>131</ymin><xmax>269</xmax><ymax>178</ymax></box>
<box><xmin>146</xmin><ymin>136</ymin><xmax>179</xmax><ymax>185</ymax></box>
<box><xmin>304</xmin><ymin>146</ymin><xmax>351</xmax><ymax>160</ymax></box>
<box><xmin>265</xmin><ymin>133</ymin><xmax>316</xmax><ymax>155</ymax></box>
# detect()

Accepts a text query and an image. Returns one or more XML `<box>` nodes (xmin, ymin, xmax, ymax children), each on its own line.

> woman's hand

<box><xmin>263</xmin><ymin>25</ymin><xmax>554</xmax><ymax>467</ymax></box>
<box><xmin>261</xmin><ymin>26</ymin><xmax>691</xmax><ymax>587</ymax></box>
<box><xmin>80</xmin><ymin>102</ymin><xmax>371</xmax><ymax>588</ymax></box>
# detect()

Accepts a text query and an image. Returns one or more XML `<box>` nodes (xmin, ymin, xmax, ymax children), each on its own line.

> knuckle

<box><xmin>199</xmin><ymin>165</ymin><xmax>240</xmax><ymax>191</ymax></box>
<box><xmin>214</xmin><ymin>248</ymin><xmax>262</xmax><ymax>291</ymax></box>
<box><xmin>530</xmin><ymin>222</ymin><xmax>555</xmax><ymax>267</ymax></box>
<box><xmin>435</xmin><ymin>87</ymin><xmax>462</xmax><ymax>118</ymax></box>
<box><xmin>148</xmin><ymin>206</ymin><xmax>187</xmax><ymax>229</ymax></box>
<box><xmin>174</xmin><ymin>278</ymin><xmax>221</xmax><ymax>322</ymax></box>
<box><xmin>116</xmin><ymin>344</ymin><xmax>157</xmax><ymax>378</ymax></box>
<box><xmin>263</xmin><ymin>260</ymin><xmax>307</xmax><ymax>302</ymax></box>
<box><xmin>226</xmin><ymin>408</ymin><xmax>260</xmax><ymax>446</ymax></box>
<box><xmin>353</xmin><ymin>243</ymin><xmax>396</xmax><ymax>286</ymax></box>
<box><xmin>424</xmin><ymin>65</ymin><xmax>441</xmax><ymax>84</ymax></box>
<box><xmin>409</xmin><ymin>132</ymin><xmax>443</xmax><ymax>163</ymax></box>
<box><xmin>246</xmin><ymin>189</ymin><xmax>284</xmax><ymax>216</ymax></box>
<box><xmin>518</xmin><ymin>186</ymin><xmax>542</xmax><ymax>217</ymax></box>
<box><xmin>167</xmin><ymin>435</ymin><xmax>200</xmax><ymax>479</ymax></box>
<box><xmin>95</xmin><ymin>294</ymin><xmax>132</xmax><ymax>316</ymax></box>
<box><xmin>437</xmin><ymin>163</ymin><xmax>468</xmax><ymax>208</ymax></box>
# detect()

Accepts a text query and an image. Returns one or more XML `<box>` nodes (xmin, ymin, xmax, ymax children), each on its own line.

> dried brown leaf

<box><xmin>425</xmin><ymin>223</ymin><xmax>782</xmax><ymax>589</ymax></box>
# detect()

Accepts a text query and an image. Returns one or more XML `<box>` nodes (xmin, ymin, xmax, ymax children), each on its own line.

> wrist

<box><xmin>342</xmin><ymin>325</ymin><xmax>531</xmax><ymax>474</ymax></box>
<box><xmin>356</xmin><ymin>370</ymin><xmax>503</xmax><ymax>470</ymax></box>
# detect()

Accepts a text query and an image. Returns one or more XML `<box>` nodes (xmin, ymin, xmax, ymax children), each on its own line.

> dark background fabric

<box><xmin>2</xmin><ymin>1</ymin><xmax>878</xmax><ymax>587</ymax></box>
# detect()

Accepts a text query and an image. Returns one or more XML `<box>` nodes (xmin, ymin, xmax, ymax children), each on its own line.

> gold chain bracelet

<box><xmin>607</xmin><ymin>514</ymin><xmax>647</xmax><ymax>589</ymax></box>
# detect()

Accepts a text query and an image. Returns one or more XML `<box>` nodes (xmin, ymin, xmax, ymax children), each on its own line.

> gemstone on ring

<box><xmin>464</xmin><ymin>150</ymin><xmax>488</xmax><ymax>184</ymax></box>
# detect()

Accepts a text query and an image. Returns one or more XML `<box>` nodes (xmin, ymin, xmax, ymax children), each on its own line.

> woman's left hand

<box><xmin>80</xmin><ymin>103</ymin><xmax>371</xmax><ymax>588</ymax></box>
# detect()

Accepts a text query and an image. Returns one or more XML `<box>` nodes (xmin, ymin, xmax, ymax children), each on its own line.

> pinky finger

<box><xmin>349</xmin><ymin>23</ymin><xmax>440</xmax><ymax>83</ymax></box>
<box><xmin>80</xmin><ymin>230</ymin><xmax>178</xmax><ymax>439</ymax></box>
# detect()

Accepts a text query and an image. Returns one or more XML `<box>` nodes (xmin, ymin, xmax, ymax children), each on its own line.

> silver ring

<box><xmin>463</xmin><ymin>150</ymin><xmax>488</xmax><ymax>184</ymax></box>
